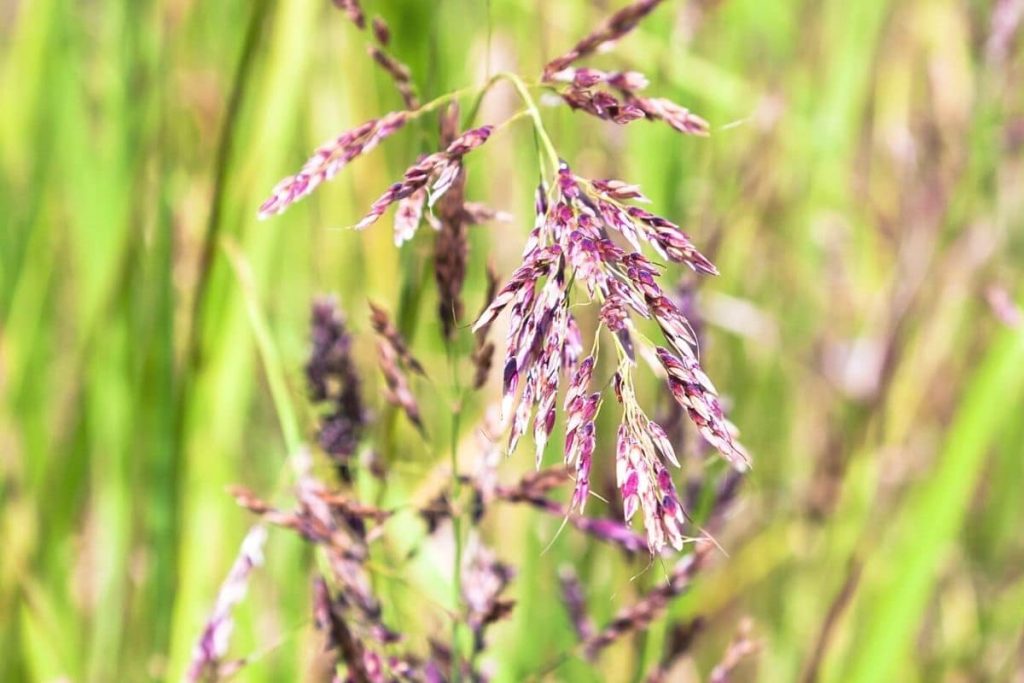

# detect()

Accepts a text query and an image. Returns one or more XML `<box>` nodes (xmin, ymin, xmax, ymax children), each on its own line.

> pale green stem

<box><xmin>491</xmin><ymin>71</ymin><xmax>561</xmax><ymax>177</ymax></box>
<box><xmin>447</xmin><ymin>340</ymin><xmax>464</xmax><ymax>683</ymax></box>
<box><xmin>222</xmin><ymin>238</ymin><xmax>302</xmax><ymax>457</ymax></box>
<box><xmin>461</xmin><ymin>71</ymin><xmax>560</xmax><ymax>181</ymax></box>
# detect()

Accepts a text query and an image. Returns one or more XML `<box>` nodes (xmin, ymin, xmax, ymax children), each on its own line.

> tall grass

<box><xmin>1</xmin><ymin>0</ymin><xmax>1022</xmax><ymax>681</ymax></box>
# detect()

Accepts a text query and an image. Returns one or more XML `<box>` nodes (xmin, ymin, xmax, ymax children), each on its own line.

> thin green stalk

<box><xmin>222</xmin><ymin>238</ymin><xmax>302</xmax><ymax>456</ymax></box>
<box><xmin>447</xmin><ymin>340</ymin><xmax>465</xmax><ymax>683</ymax></box>
<box><xmin>183</xmin><ymin>0</ymin><xmax>271</xmax><ymax>383</ymax></box>
<box><xmin>492</xmin><ymin>71</ymin><xmax>561</xmax><ymax>176</ymax></box>
<box><xmin>466</xmin><ymin>72</ymin><xmax>560</xmax><ymax>181</ymax></box>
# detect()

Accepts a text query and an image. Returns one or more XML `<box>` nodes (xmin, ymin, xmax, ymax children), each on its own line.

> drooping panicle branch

<box><xmin>332</xmin><ymin>0</ymin><xmax>365</xmax><ymax>29</ymax></box>
<box><xmin>582</xmin><ymin>543</ymin><xmax>712</xmax><ymax>659</ymax></box>
<box><xmin>330</xmin><ymin>1</ymin><xmax>419</xmax><ymax>108</ymax></box>
<box><xmin>614</xmin><ymin>367</ymin><xmax>690</xmax><ymax>553</ymax></box>
<box><xmin>185</xmin><ymin>526</ymin><xmax>267</xmax><ymax>683</ymax></box>
<box><xmin>368</xmin><ymin>45</ymin><xmax>420</xmax><ymax>110</ymax></box>
<box><xmin>542</xmin><ymin>0</ymin><xmax>709</xmax><ymax>136</ymax></box>
<box><xmin>370</xmin><ymin>303</ymin><xmax>426</xmax><ymax>432</ymax></box>
<box><xmin>258</xmin><ymin>112</ymin><xmax>408</xmax><ymax>219</ymax></box>
<box><xmin>543</xmin><ymin>0</ymin><xmax>668</xmax><ymax>77</ymax></box>
<box><xmin>355</xmin><ymin>124</ymin><xmax>494</xmax><ymax>230</ymax></box>
<box><xmin>369</xmin><ymin>302</ymin><xmax>424</xmax><ymax>375</ymax></box>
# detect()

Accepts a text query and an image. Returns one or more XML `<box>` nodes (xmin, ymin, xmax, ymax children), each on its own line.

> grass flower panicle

<box><xmin>375</xmin><ymin>337</ymin><xmax>423</xmax><ymax>433</ymax></box>
<box><xmin>368</xmin><ymin>45</ymin><xmax>419</xmax><ymax>110</ymax></box>
<box><xmin>243</xmin><ymin>10</ymin><xmax>753</xmax><ymax>679</ymax></box>
<box><xmin>258</xmin><ymin>112</ymin><xmax>408</xmax><ymax>219</ymax></box>
<box><xmin>542</xmin><ymin>0</ymin><xmax>710</xmax><ymax>137</ymax></box>
<box><xmin>184</xmin><ymin>526</ymin><xmax>267</xmax><ymax>683</ymax></box>
<box><xmin>473</xmin><ymin>161</ymin><xmax>747</xmax><ymax>550</ymax></box>
<box><xmin>332</xmin><ymin>0</ymin><xmax>365</xmax><ymax>29</ymax></box>
<box><xmin>260</xmin><ymin>54</ymin><xmax>745</xmax><ymax>552</ymax></box>
<box><xmin>354</xmin><ymin>125</ymin><xmax>494</xmax><ymax>230</ymax></box>
<box><xmin>307</xmin><ymin>297</ymin><xmax>366</xmax><ymax>477</ymax></box>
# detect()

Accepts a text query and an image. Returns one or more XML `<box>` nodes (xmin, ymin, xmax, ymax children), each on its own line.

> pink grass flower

<box><xmin>474</xmin><ymin>161</ymin><xmax>747</xmax><ymax>551</ymax></box>
<box><xmin>542</xmin><ymin>1</ymin><xmax>710</xmax><ymax>137</ymax></box>
<box><xmin>185</xmin><ymin>526</ymin><xmax>267</xmax><ymax>683</ymax></box>
<box><xmin>258</xmin><ymin>112</ymin><xmax>408</xmax><ymax>219</ymax></box>
<box><xmin>354</xmin><ymin>125</ymin><xmax>494</xmax><ymax>230</ymax></box>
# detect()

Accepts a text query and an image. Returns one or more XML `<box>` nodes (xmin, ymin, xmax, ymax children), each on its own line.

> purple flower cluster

<box><xmin>614</xmin><ymin>369</ymin><xmax>688</xmax><ymax>552</ymax></box>
<box><xmin>564</xmin><ymin>356</ymin><xmax>600</xmax><ymax>513</ymax></box>
<box><xmin>185</xmin><ymin>526</ymin><xmax>267</xmax><ymax>683</ymax></box>
<box><xmin>548</xmin><ymin>61</ymin><xmax>708</xmax><ymax>137</ymax></box>
<box><xmin>475</xmin><ymin>162</ymin><xmax>747</xmax><ymax>551</ymax></box>
<box><xmin>548</xmin><ymin>66</ymin><xmax>710</xmax><ymax>136</ymax></box>
<box><xmin>238</xmin><ymin>2</ymin><xmax>754</xmax><ymax>678</ymax></box>
<box><xmin>542</xmin><ymin>0</ymin><xmax>667</xmax><ymax>77</ymax></box>
<box><xmin>307</xmin><ymin>297</ymin><xmax>366</xmax><ymax>477</ymax></box>
<box><xmin>355</xmin><ymin>125</ymin><xmax>494</xmax><ymax>230</ymax></box>
<box><xmin>393</xmin><ymin>187</ymin><xmax>432</xmax><ymax>246</ymax></box>
<box><xmin>258</xmin><ymin>112</ymin><xmax>408</xmax><ymax>219</ymax></box>
<box><xmin>540</xmin><ymin>0</ymin><xmax>709</xmax><ymax>136</ymax></box>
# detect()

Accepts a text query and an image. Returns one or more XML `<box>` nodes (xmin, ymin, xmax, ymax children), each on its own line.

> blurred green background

<box><xmin>2</xmin><ymin>0</ymin><xmax>1024</xmax><ymax>681</ymax></box>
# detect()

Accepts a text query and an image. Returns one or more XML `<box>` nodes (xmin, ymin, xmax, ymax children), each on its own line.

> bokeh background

<box><xmin>2</xmin><ymin>0</ymin><xmax>1024</xmax><ymax>681</ymax></box>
